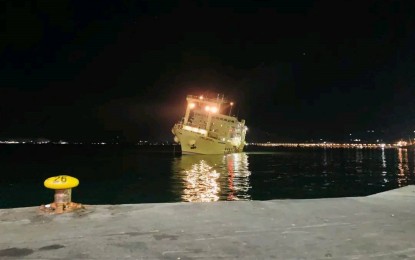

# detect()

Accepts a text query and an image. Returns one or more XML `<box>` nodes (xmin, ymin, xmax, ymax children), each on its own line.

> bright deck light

<box><xmin>211</xmin><ymin>107</ymin><xmax>218</xmax><ymax>113</ymax></box>
<box><xmin>205</xmin><ymin>106</ymin><xmax>210</xmax><ymax>111</ymax></box>
<box><xmin>189</xmin><ymin>103</ymin><xmax>195</xmax><ymax>109</ymax></box>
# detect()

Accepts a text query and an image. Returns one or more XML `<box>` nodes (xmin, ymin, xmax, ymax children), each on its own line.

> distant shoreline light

<box><xmin>248</xmin><ymin>142</ymin><xmax>407</xmax><ymax>149</ymax></box>
<box><xmin>0</xmin><ymin>141</ymin><xmax>50</xmax><ymax>144</ymax></box>
<box><xmin>0</xmin><ymin>140</ymin><xmax>178</xmax><ymax>146</ymax></box>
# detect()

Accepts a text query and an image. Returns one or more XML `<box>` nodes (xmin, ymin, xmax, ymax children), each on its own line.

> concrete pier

<box><xmin>1</xmin><ymin>186</ymin><xmax>415</xmax><ymax>259</ymax></box>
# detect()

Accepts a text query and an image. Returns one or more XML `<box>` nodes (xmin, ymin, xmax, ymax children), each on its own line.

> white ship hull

<box><xmin>173</xmin><ymin>126</ymin><xmax>244</xmax><ymax>155</ymax></box>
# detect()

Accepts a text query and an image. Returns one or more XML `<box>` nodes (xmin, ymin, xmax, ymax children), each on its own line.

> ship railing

<box><xmin>207</xmin><ymin>131</ymin><xmax>220</xmax><ymax>140</ymax></box>
<box><xmin>182</xmin><ymin>124</ymin><xmax>207</xmax><ymax>135</ymax></box>
<box><xmin>183</xmin><ymin>122</ymin><xmax>207</xmax><ymax>129</ymax></box>
<box><xmin>176</xmin><ymin>122</ymin><xmax>223</xmax><ymax>139</ymax></box>
<box><xmin>176</xmin><ymin>121</ymin><xmax>205</xmax><ymax>129</ymax></box>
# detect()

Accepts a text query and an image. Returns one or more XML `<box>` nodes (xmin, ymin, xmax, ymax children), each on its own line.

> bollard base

<box><xmin>39</xmin><ymin>202</ymin><xmax>84</xmax><ymax>214</ymax></box>
<box><xmin>40</xmin><ymin>186</ymin><xmax>84</xmax><ymax>214</ymax></box>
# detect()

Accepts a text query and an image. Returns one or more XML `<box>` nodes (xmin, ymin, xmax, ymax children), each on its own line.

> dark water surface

<box><xmin>0</xmin><ymin>145</ymin><xmax>414</xmax><ymax>208</ymax></box>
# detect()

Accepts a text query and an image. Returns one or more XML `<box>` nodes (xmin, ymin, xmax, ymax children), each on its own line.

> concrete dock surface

<box><xmin>1</xmin><ymin>186</ymin><xmax>415</xmax><ymax>259</ymax></box>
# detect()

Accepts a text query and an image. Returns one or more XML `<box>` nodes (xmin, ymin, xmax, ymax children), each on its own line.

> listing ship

<box><xmin>172</xmin><ymin>94</ymin><xmax>248</xmax><ymax>155</ymax></box>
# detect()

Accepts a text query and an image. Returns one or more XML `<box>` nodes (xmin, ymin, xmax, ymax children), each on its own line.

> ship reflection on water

<box><xmin>226</xmin><ymin>153</ymin><xmax>251</xmax><ymax>200</ymax></box>
<box><xmin>397</xmin><ymin>148</ymin><xmax>409</xmax><ymax>187</ymax></box>
<box><xmin>171</xmin><ymin>153</ymin><xmax>251</xmax><ymax>202</ymax></box>
<box><xmin>181</xmin><ymin>158</ymin><xmax>220</xmax><ymax>202</ymax></box>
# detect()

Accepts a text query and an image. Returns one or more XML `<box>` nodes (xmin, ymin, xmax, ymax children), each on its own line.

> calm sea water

<box><xmin>0</xmin><ymin>145</ymin><xmax>414</xmax><ymax>209</ymax></box>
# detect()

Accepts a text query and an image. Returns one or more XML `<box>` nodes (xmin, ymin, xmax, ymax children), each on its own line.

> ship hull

<box><xmin>173</xmin><ymin>127</ymin><xmax>242</xmax><ymax>155</ymax></box>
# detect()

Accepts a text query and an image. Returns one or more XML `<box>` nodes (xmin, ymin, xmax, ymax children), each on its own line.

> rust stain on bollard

<box><xmin>40</xmin><ymin>175</ymin><xmax>84</xmax><ymax>214</ymax></box>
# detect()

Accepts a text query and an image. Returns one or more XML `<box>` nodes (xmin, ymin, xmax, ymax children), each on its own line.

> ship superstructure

<box><xmin>172</xmin><ymin>94</ymin><xmax>247</xmax><ymax>154</ymax></box>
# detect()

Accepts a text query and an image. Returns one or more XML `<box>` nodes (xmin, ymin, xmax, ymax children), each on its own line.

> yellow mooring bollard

<box><xmin>40</xmin><ymin>175</ymin><xmax>84</xmax><ymax>214</ymax></box>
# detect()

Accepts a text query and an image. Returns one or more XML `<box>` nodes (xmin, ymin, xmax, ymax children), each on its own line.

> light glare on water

<box><xmin>172</xmin><ymin>153</ymin><xmax>251</xmax><ymax>202</ymax></box>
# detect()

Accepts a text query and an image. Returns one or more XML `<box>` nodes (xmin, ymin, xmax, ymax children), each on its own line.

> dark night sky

<box><xmin>1</xmin><ymin>0</ymin><xmax>415</xmax><ymax>142</ymax></box>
